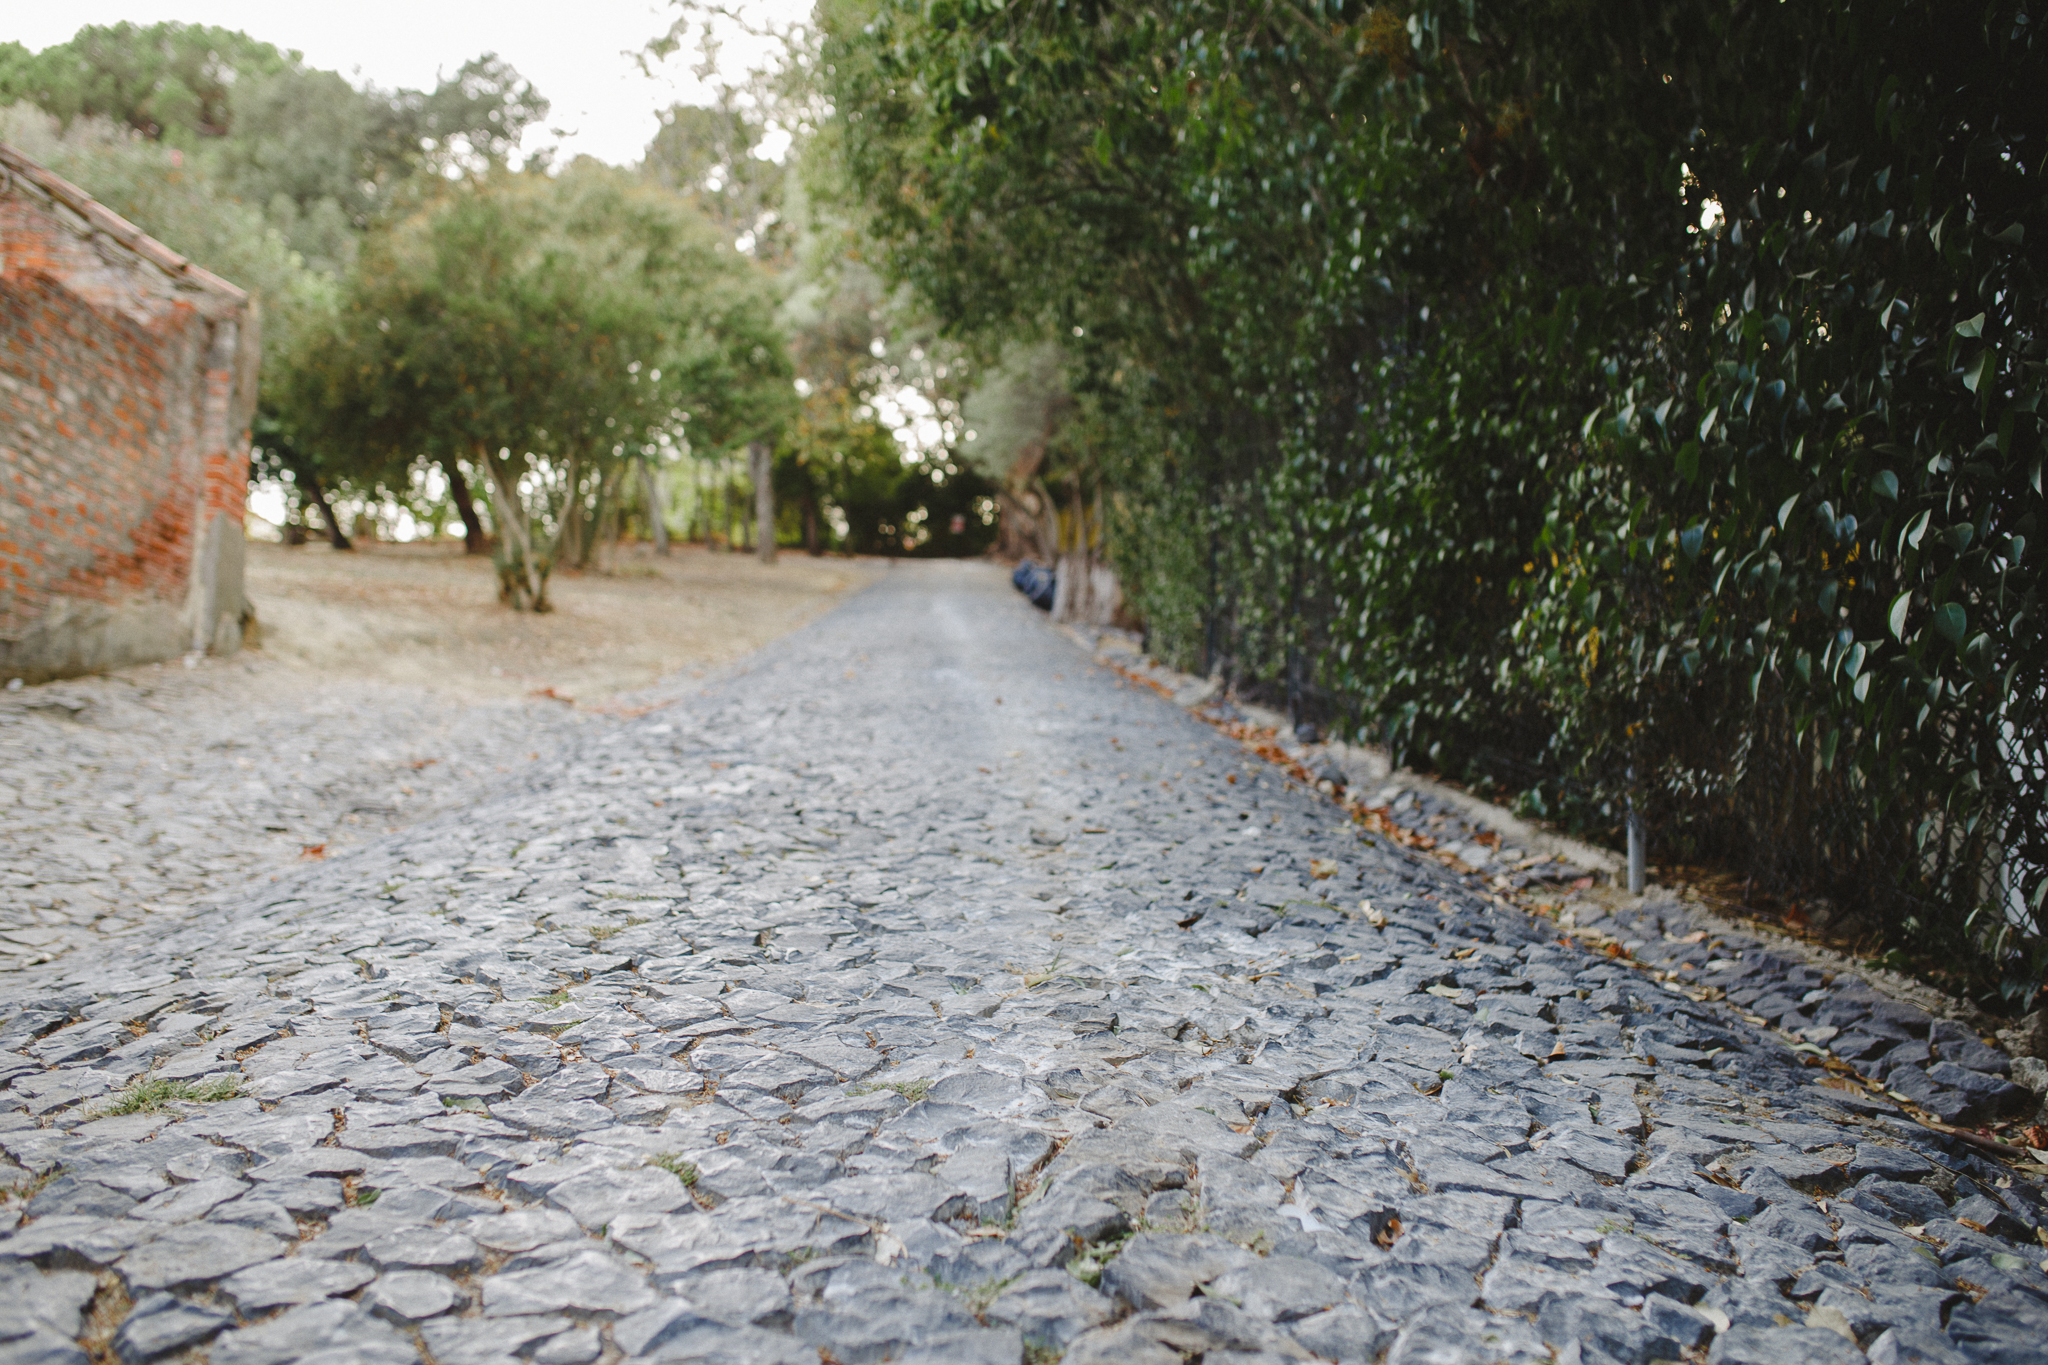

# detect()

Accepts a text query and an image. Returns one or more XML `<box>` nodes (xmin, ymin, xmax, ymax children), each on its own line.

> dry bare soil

<box><xmin>245</xmin><ymin>540</ymin><xmax>876</xmax><ymax>702</ymax></box>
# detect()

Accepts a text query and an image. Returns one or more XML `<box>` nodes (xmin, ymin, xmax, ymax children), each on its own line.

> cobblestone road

<box><xmin>2</xmin><ymin>562</ymin><xmax>2044</xmax><ymax>1365</ymax></box>
<box><xmin>0</xmin><ymin>658</ymin><xmax>589</xmax><ymax>969</ymax></box>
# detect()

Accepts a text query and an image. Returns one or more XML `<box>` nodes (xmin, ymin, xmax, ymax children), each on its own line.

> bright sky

<box><xmin>3</xmin><ymin>1</ymin><xmax>811</xmax><ymax>166</ymax></box>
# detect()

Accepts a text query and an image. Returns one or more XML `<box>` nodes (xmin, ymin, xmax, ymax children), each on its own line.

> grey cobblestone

<box><xmin>1</xmin><ymin>561</ymin><xmax>2043</xmax><ymax>1362</ymax></box>
<box><xmin>0</xmin><ymin>659</ymin><xmax>591</xmax><ymax>973</ymax></box>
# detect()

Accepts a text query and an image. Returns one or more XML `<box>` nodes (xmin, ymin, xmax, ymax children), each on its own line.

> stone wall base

<box><xmin>1</xmin><ymin>512</ymin><xmax>246</xmax><ymax>683</ymax></box>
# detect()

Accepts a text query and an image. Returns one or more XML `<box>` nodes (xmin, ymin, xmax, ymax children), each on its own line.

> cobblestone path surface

<box><xmin>0</xmin><ymin>660</ymin><xmax>588</xmax><ymax>969</ymax></box>
<box><xmin>3</xmin><ymin>562</ymin><xmax>2044</xmax><ymax>1365</ymax></box>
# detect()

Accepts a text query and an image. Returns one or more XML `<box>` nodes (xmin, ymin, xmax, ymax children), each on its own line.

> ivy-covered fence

<box><xmin>824</xmin><ymin>0</ymin><xmax>2045</xmax><ymax>1009</ymax></box>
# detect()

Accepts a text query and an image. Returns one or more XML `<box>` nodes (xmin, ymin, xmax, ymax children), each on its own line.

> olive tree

<box><xmin>288</xmin><ymin>163</ymin><xmax>791</xmax><ymax>608</ymax></box>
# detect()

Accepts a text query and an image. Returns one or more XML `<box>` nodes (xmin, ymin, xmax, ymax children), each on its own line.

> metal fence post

<box><xmin>1626</xmin><ymin>765</ymin><xmax>1647</xmax><ymax>895</ymax></box>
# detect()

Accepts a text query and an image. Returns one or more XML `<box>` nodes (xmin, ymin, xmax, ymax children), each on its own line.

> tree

<box><xmin>633</xmin><ymin>3</ymin><xmax>1000</xmax><ymax>560</ymax></box>
<box><xmin>288</xmin><ymin>165</ymin><xmax>793</xmax><ymax>608</ymax></box>
<box><xmin>644</xmin><ymin>100</ymin><xmax>787</xmax><ymax>257</ymax></box>
<box><xmin>0</xmin><ymin>22</ymin><xmax>286</xmax><ymax>142</ymax></box>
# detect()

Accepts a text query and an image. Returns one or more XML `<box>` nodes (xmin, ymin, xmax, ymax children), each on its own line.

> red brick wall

<box><xmin>0</xmin><ymin>154</ymin><xmax>254</xmax><ymax>677</ymax></box>
<box><xmin>0</xmin><ymin>264</ymin><xmax>207</xmax><ymax>634</ymax></box>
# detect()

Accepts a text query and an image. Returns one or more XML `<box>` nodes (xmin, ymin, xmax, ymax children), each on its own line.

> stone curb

<box><xmin>1069</xmin><ymin>626</ymin><xmax>1620</xmax><ymax>877</ymax></box>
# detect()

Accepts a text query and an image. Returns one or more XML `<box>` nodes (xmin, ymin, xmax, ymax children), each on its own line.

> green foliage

<box><xmin>0</xmin><ymin>22</ymin><xmax>288</xmax><ymax>142</ymax></box>
<box><xmin>823</xmin><ymin>0</ymin><xmax>2046</xmax><ymax>1007</ymax></box>
<box><xmin>219</xmin><ymin>51</ymin><xmax>547</xmax><ymax>269</ymax></box>
<box><xmin>809</xmin><ymin>438</ymin><xmax>997</xmax><ymax>557</ymax></box>
<box><xmin>652</xmin><ymin>1153</ymin><xmax>700</xmax><ymax>1185</ymax></box>
<box><xmin>848</xmin><ymin>1077</ymin><xmax>932</xmax><ymax>1102</ymax></box>
<box><xmin>954</xmin><ymin>343</ymin><xmax>1068</xmax><ymax>487</ymax></box>
<box><xmin>646</xmin><ymin>100</ymin><xmax>789</xmax><ymax>256</ymax></box>
<box><xmin>3</xmin><ymin>26</ymin><xmax>546</xmax><ymax>261</ymax></box>
<box><xmin>287</xmin><ymin>165</ymin><xmax>793</xmax><ymax>605</ymax></box>
<box><xmin>89</xmin><ymin>1075</ymin><xmax>242</xmax><ymax>1117</ymax></box>
<box><xmin>765</xmin><ymin>119</ymin><xmax>996</xmax><ymax>556</ymax></box>
<box><xmin>775</xmin><ymin>314</ymin><xmax>998</xmax><ymax>557</ymax></box>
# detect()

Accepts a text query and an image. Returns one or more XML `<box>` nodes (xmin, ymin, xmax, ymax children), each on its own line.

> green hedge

<box><xmin>824</xmin><ymin>0</ymin><xmax>2045</xmax><ymax>1009</ymax></box>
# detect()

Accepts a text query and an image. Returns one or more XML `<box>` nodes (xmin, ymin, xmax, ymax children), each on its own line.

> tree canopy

<box><xmin>286</xmin><ymin>164</ymin><xmax>793</xmax><ymax>606</ymax></box>
<box><xmin>1</xmin><ymin>23</ymin><xmax>546</xmax><ymax>272</ymax></box>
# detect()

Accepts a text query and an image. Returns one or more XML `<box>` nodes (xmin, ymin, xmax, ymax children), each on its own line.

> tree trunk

<box><xmin>556</xmin><ymin>453</ymin><xmax>585</xmax><ymax>569</ymax></box>
<box><xmin>589</xmin><ymin>462</ymin><xmax>624</xmax><ymax>571</ymax></box>
<box><xmin>802</xmin><ymin>488</ymin><xmax>820</xmax><ymax>555</ymax></box>
<box><xmin>443</xmin><ymin>457</ymin><xmax>486</xmax><ymax>554</ymax></box>
<box><xmin>748</xmin><ymin>441</ymin><xmax>776</xmax><ymax>564</ymax></box>
<box><xmin>303</xmin><ymin>469</ymin><xmax>352</xmax><ymax>551</ymax></box>
<box><xmin>1030</xmin><ymin>477</ymin><xmax>1060</xmax><ymax>563</ymax></box>
<box><xmin>481</xmin><ymin>445</ymin><xmax>547</xmax><ymax>611</ymax></box>
<box><xmin>639</xmin><ymin>459</ymin><xmax>670</xmax><ymax>555</ymax></box>
<box><xmin>724</xmin><ymin>459</ymin><xmax>736</xmax><ymax>551</ymax></box>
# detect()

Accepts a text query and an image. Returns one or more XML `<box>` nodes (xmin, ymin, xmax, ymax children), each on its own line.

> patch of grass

<box><xmin>1022</xmin><ymin>953</ymin><xmax>1068</xmax><ymax>989</ymax></box>
<box><xmin>954</xmin><ymin>1272</ymin><xmax>1019</xmax><ymax>1315</ymax></box>
<box><xmin>441</xmin><ymin>1096</ymin><xmax>487</xmax><ymax>1112</ymax></box>
<box><xmin>1023</xmin><ymin>1343</ymin><xmax>1063</xmax><ymax>1365</ymax></box>
<box><xmin>2</xmin><ymin>1166</ymin><xmax>60</xmax><ymax>1205</ymax></box>
<box><xmin>652</xmin><ymin>1153</ymin><xmax>699</xmax><ymax>1186</ymax></box>
<box><xmin>533</xmin><ymin>989</ymin><xmax>572</xmax><ymax>1009</ymax></box>
<box><xmin>88</xmin><ymin>1075</ymin><xmax>240</xmax><ymax>1118</ymax></box>
<box><xmin>350</xmin><ymin>1187</ymin><xmax>381</xmax><ymax>1207</ymax></box>
<box><xmin>1063</xmin><ymin>1248</ymin><xmax>1110</xmax><ymax>1288</ymax></box>
<box><xmin>1063</xmin><ymin>1229</ymin><xmax>1135</xmax><ymax>1288</ymax></box>
<box><xmin>588</xmin><ymin>925</ymin><xmax>625</xmax><ymax>944</ymax></box>
<box><xmin>848</xmin><ymin>1078</ymin><xmax>932</xmax><ymax>1103</ymax></box>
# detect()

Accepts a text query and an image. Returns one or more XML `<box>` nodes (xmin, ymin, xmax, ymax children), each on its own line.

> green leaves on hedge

<box><xmin>1934</xmin><ymin>603</ymin><xmax>1969</xmax><ymax>645</ymax></box>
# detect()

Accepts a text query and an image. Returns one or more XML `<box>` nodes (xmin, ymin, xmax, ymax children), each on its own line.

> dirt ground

<box><xmin>244</xmin><ymin>540</ymin><xmax>877</xmax><ymax>702</ymax></box>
